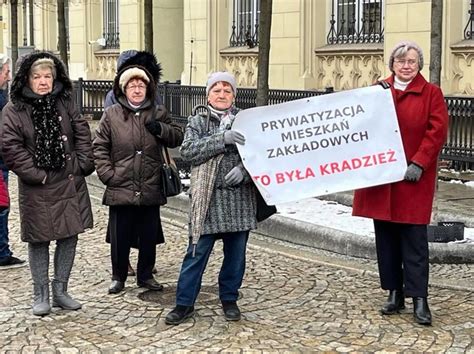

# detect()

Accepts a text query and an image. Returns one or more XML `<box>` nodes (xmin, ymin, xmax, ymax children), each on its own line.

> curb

<box><xmin>86</xmin><ymin>174</ymin><xmax>474</xmax><ymax>264</ymax></box>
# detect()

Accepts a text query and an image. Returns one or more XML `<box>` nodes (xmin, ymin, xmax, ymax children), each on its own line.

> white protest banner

<box><xmin>232</xmin><ymin>85</ymin><xmax>406</xmax><ymax>205</ymax></box>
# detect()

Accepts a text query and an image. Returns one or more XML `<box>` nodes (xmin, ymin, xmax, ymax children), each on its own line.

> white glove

<box><xmin>225</xmin><ymin>166</ymin><xmax>244</xmax><ymax>186</ymax></box>
<box><xmin>224</xmin><ymin>130</ymin><xmax>245</xmax><ymax>145</ymax></box>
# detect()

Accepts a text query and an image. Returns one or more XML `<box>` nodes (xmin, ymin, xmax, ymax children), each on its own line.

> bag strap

<box><xmin>162</xmin><ymin>146</ymin><xmax>171</xmax><ymax>165</ymax></box>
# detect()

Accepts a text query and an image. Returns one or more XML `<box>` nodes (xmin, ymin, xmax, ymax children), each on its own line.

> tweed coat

<box><xmin>180</xmin><ymin>108</ymin><xmax>258</xmax><ymax>236</ymax></box>
<box><xmin>1</xmin><ymin>51</ymin><xmax>94</xmax><ymax>243</ymax></box>
<box><xmin>352</xmin><ymin>73</ymin><xmax>449</xmax><ymax>224</ymax></box>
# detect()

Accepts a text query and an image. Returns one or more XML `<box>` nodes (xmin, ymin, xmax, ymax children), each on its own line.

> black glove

<box><xmin>404</xmin><ymin>163</ymin><xmax>423</xmax><ymax>182</ymax></box>
<box><xmin>145</xmin><ymin>119</ymin><xmax>162</xmax><ymax>136</ymax></box>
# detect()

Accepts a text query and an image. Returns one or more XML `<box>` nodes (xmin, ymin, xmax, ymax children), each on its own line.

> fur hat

<box><xmin>117</xmin><ymin>51</ymin><xmax>162</xmax><ymax>84</ymax></box>
<box><xmin>206</xmin><ymin>71</ymin><xmax>237</xmax><ymax>96</ymax></box>
<box><xmin>119</xmin><ymin>67</ymin><xmax>150</xmax><ymax>93</ymax></box>
<box><xmin>389</xmin><ymin>41</ymin><xmax>424</xmax><ymax>72</ymax></box>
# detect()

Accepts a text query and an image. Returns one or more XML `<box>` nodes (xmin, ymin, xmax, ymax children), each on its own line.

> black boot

<box><xmin>381</xmin><ymin>290</ymin><xmax>405</xmax><ymax>315</ymax></box>
<box><xmin>413</xmin><ymin>297</ymin><xmax>432</xmax><ymax>325</ymax></box>
<box><xmin>165</xmin><ymin>305</ymin><xmax>195</xmax><ymax>325</ymax></box>
<box><xmin>222</xmin><ymin>301</ymin><xmax>241</xmax><ymax>321</ymax></box>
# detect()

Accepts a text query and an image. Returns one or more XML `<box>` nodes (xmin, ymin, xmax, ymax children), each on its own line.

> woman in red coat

<box><xmin>352</xmin><ymin>41</ymin><xmax>449</xmax><ymax>325</ymax></box>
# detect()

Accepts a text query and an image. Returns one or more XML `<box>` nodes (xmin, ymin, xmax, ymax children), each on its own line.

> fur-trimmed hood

<box><xmin>117</xmin><ymin>51</ymin><xmax>162</xmax><ymax>85</ymax></box>
<box><xmin>10</xmin><ymin>51</ymin><xmax>72</xmax><ymax>110</ymax></box>
<box><xmin>113</xmin><ymin>64</ymin><xmax>156</xmax><ymax>104</ymax></box>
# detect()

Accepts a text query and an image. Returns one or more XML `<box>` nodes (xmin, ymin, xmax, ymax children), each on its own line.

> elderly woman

<box><xmin>352</xmin><ymin>41</ymin><xmax>449</xmax><ymax>325</ymax></box>
<box><xmin>93</xmin><ymin>64</ymin><xmax>183</xmax><ymax>295</ymax></box>
<box><xmin>165</xmin><ymin>72</ymin><xmax>257</xmax><ymax>325</ymax></box>
<box><xmin>1</xmin><ymin>51</ymin><xmax>94</xmax><ymax>316</ymax></box>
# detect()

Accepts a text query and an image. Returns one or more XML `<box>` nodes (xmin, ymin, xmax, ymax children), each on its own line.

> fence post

<box><xmin>77</xmin><ymin>77</ymin><xmax>84</xmax><ymax>115</ymax></box>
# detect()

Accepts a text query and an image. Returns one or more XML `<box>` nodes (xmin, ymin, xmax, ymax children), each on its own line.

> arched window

<box><xmin>464</xmin><ymin>1</ymin><xmax>474</xmax><ymax>39</ymax></box>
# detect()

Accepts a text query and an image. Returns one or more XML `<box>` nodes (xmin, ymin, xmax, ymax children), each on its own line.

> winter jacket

<box><xmin>1</xmin><ymin>51</ymin><xmax>94</xmax><ymax>243</ymax></box>
<box><xmin>93</xmin><ymin>91</ymin><xmax>183</xmax><ymax>206</ymax></box>
<box><xmin>0</xmin><ymin>88</ymin><xmax>9</xmax><ymax>171</ymax></box>
<box><xmin>352</xmin><ymin>73</ymin><xmax>449</xmax><ymax>224</ymax></box>
<box><xmin>180</xmin><ymin>108</ymin><xmax>258</xmax><ymax>235</ymax></box>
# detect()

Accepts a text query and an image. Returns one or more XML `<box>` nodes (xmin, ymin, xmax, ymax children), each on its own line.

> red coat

<box><xmin>352</xmin><ymin>73</ymin><xmax>449</xmax><ymax>224</ymax></box>
<box><xmin>0</xmin><ymin>172</ymin><xmax>9</xmax><ymax>208</ymax></box>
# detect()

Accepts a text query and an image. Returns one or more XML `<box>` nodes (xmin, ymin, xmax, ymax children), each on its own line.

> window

<box><xmin>229</xmin><ymin>0</ymin><xmax>260</xmax><ymax>47</ymax></box>
<box><xmin>464</xmin><ymin>1</ymin><xmax>474</xmax><ymax>40</ymax></box>
<box><xmin>103</xmin><ymin>0</ymin><xmax>120</xmax><ymax>49</ymax></box>
<box><xmin>327</xmin><ymin>0</ymin><xmax>384</xmax><ymax>44</ymax></box>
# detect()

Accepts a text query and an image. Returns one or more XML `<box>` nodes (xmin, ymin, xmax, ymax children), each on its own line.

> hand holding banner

<box><xmin>232</xmin><ymin>85</ymin><xmax>406</xmax><ymax>205</ymax></box>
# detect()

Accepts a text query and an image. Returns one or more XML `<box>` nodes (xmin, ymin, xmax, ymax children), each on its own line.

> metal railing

<box><xmin>327</xmin><ymin>0</ymin><xmax>384</xmax><ymax>44</ymax></box>
<box><xmin>464</xmin><ymin>0</ymin><xmax>474</xmax><ymax>40</ymax></box>
<box><xmin>73</xmin><ymin>79</ymin><xmax>474</xmax><ymax>171</ymax></box>
<box><xmin>229</xmin><ymin>0</ymin><xmax>260</xmax><ymax>47</ymax></box>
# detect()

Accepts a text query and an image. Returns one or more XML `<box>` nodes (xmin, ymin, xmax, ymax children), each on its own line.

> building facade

<box><xmin>1</xmin><ymin>0</ymin><xmax>473</xmax><ymax>95</ymax></box>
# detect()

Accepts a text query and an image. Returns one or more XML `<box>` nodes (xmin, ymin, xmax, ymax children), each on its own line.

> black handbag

<box><xmin>256</xmin><ymin>188</ymin><xmax>277</xmax><ymax>222</ymax></box>
<box><xmin>161</xmin><ymin>147</ymin><xmax>182</xmax><ymax>197</ymax></box>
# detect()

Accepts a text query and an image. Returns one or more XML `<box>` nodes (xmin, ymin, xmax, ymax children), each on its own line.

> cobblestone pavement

<box><xmin>0</xmin><ymin>178</ymin><xmax>473</xmax><ymax>352</ymax></box>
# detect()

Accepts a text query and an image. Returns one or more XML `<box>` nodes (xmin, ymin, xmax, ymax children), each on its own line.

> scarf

<box><xmin>22</xmin><ymin>84</ymin><xmax>66</xmax><ymax>170</ymax></box>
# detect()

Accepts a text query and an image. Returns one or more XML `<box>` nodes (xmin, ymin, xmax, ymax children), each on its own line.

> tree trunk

<box><xmin>10</xmin><ymin>0</ymin><xmax>18</xmax><ymax>72</ymax></box>
<box><xmin>57</xmin><ymin>0</ymin><xmax>69</xmax><ymax>72</ymax></box>
<box><xmin>144</xmin><ymin>0</ymin><xmax>153</xmax><ymax>52</ymax></box>
<box><xmin>256</xmin><ymin>0</ymin><xmax>272</xmax><ymax>107</ymax></box>
<box><xmin>429</xmin><ymin>0</ymin><xmax>443</xmax><ymax>86</ymax></box>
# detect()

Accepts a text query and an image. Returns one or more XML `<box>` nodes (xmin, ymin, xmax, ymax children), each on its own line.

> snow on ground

<box><xmin>182</xmin><ymin>178</ymin><xmax>474</xmax><ymax>243</ymax></box>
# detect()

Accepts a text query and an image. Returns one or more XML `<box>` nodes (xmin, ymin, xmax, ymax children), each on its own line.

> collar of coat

<box><xmin>386</xmin><ymin>72</ymin><xmax>427</xmax><ymax>96</ymax></box>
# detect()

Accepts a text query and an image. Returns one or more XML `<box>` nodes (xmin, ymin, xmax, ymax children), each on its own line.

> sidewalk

<box><xmin>87</xmin><ymin>175</ymin><xmax>474</xmax><ymax>264</ymax></box>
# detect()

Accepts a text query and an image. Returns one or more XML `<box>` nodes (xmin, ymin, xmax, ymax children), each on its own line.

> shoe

<box><xmin>51</xmin><ymin>280</ymin><xmax>82</xmax><ymax>310</ymax></box>
<box><xmin>137</xmin><ymin>277</ymin><xmax>164</xmax><ymax>291</ymax></box>
<box><xmin>381</xmin><ymin>290</ymin><xmax>405</xmax><ymax>315</ymax></box>
<box><xmin>127</xmin><ymin>262</ymin><xmax>136</xmax><ymax>276</ymax></box>
<box><xmin>108</xmin><ymin>280</ymin><xmax>125</xmax><ymax>294</ymax></box>
<box><xmin>222</xmin><ymin>301</ymin><xmax>241</xmax><ymax>321</ymax></box>
<box><xmin>165</xmin><ymin>305</ymin><xmax>195</xmax><ymax>325</ymax></box>
<box><xmin>0</xmin><ymin>256</ymin><xmax>25</xmax><ymax>266</ymax></box>
<box><xmin>413</xmin><ymin>297</ymin><xmax>432</xmax><ymax>325</ymax></box>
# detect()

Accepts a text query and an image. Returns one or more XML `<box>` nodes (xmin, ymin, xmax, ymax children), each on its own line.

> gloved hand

<box><xmin>404</xmin><ymin>163</ymin><xmax>423</xmax><ymax>182</ymax></box>
<box><xmin>145</xmin><ymin>119</ymin><xmax>162</xmax><ymax>136</ymax></box>
<box><xmin>224</xmin><ymin>130</ymin><xmax>245</xmax><ymax>145</ymax></box>
<box><xmin>225</xmin><ymin>166</ymin><xmax>244</xmax><ymax>186</ymax></box>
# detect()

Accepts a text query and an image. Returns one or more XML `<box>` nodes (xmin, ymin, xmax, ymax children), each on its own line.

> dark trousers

<box><xmin>109</xmin><ymin>205</ymin><xmax>160</xmax><ymax>283</ymax></box>
<box><xmin>176</xmin><ymin>231</ymin><xmax>249</xmax><ymax>306</ymax></box>
<box><xmin>374</xmin><ymin>220</ymin><xmax>429</xmax><ymax>297</ymax></box>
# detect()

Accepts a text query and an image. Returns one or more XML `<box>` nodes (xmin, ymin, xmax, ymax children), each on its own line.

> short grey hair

<box><xmin>29</xmin><ymin>57</ymin><xmax>57</xmax><ymax>79</ymax></box>
<box><xmin>0</xmin><ymin>54</ymin><xmax>10</xmax><ymax>69</ymax></box>
<box><xmin>388</xmin><ymin>41</ymin><xmax>424</xmax><ymax>72</ymax></box>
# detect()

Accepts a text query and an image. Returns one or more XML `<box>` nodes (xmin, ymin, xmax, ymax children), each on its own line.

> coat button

<box><xmin>68</xmin><ymin>174</ymin><xmax>74</xmax><ymax>180</ymax></box>
<box><xmin>135</xmin><ymin>112</ymin><xmax>140</xmax><ymax>116</ymax></box>
<box><xmin>58</xmin><ymin>116</ymin><xmax>62</xmax><ymax>121</ymax></box>
<box><xmin>62</xmin><ymin>135</ymin><xmax>68</xmax><ymax>141</ymax></box>
<box><xmin>135</xmin><ymin>191</ymin><xmax>141</xmax><ymax>196</ymax></box>
<box><xmin>65</xmin><ymin>154</ymin><xmax>71</xmax><ymax>160</ymax></box>
<box><xmin>136</xmin><ymin>150</ymin><xmax>142</xmax><ymax>155</ymax></box>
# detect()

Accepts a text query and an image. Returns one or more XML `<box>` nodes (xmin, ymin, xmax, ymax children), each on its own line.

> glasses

<box><xmin>394</xmin><ymin>59</ymin><xmax>418</xmax><ymax>67</ymax></box>
<box><xmin>126</xmin><ymin>84</ymin><xmax>147</xmax><ymax>91</ymax></box>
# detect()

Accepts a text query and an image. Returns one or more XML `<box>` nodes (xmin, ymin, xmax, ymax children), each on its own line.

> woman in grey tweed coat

<box><xmin>165</xmin><ymin>72</ymin><xmax>257</xmax><ymax>325</ymax></box>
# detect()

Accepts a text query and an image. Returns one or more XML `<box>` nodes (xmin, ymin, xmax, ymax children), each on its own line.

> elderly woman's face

<box><xmin>393</xmin><ymin>48</ymin><xmax>419</xmax><ymax>82</ymax></box>
<box><xmin>29</xmin><ymin>67</ymin><xmax>53</xmax><ymax>95</ymax></box>
<box><xmin>208</xmin><ymin>82</ymin><xmax>234</xmax><ymax>110</ymax></box>
<box><xmin>125</xmin><ymin>78</ymin><xmax>147</xmax><ymax>106</ymax></box>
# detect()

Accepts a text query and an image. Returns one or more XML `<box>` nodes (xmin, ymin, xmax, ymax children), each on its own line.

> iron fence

<box><xmin>73</xmin><ymin>79</ymin><xmax>474</xmax><ymax>171</ymax></box>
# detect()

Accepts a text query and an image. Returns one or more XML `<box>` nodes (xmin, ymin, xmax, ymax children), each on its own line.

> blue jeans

<box><xmin>176</xmin><ymin>231</ymin><xmax>249</xmax><ymax>306</ymax></box>
<box><xmin>0</xmin><ymin>170</ymin><xmax>11</xmax><ymax>259</ymax></box>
